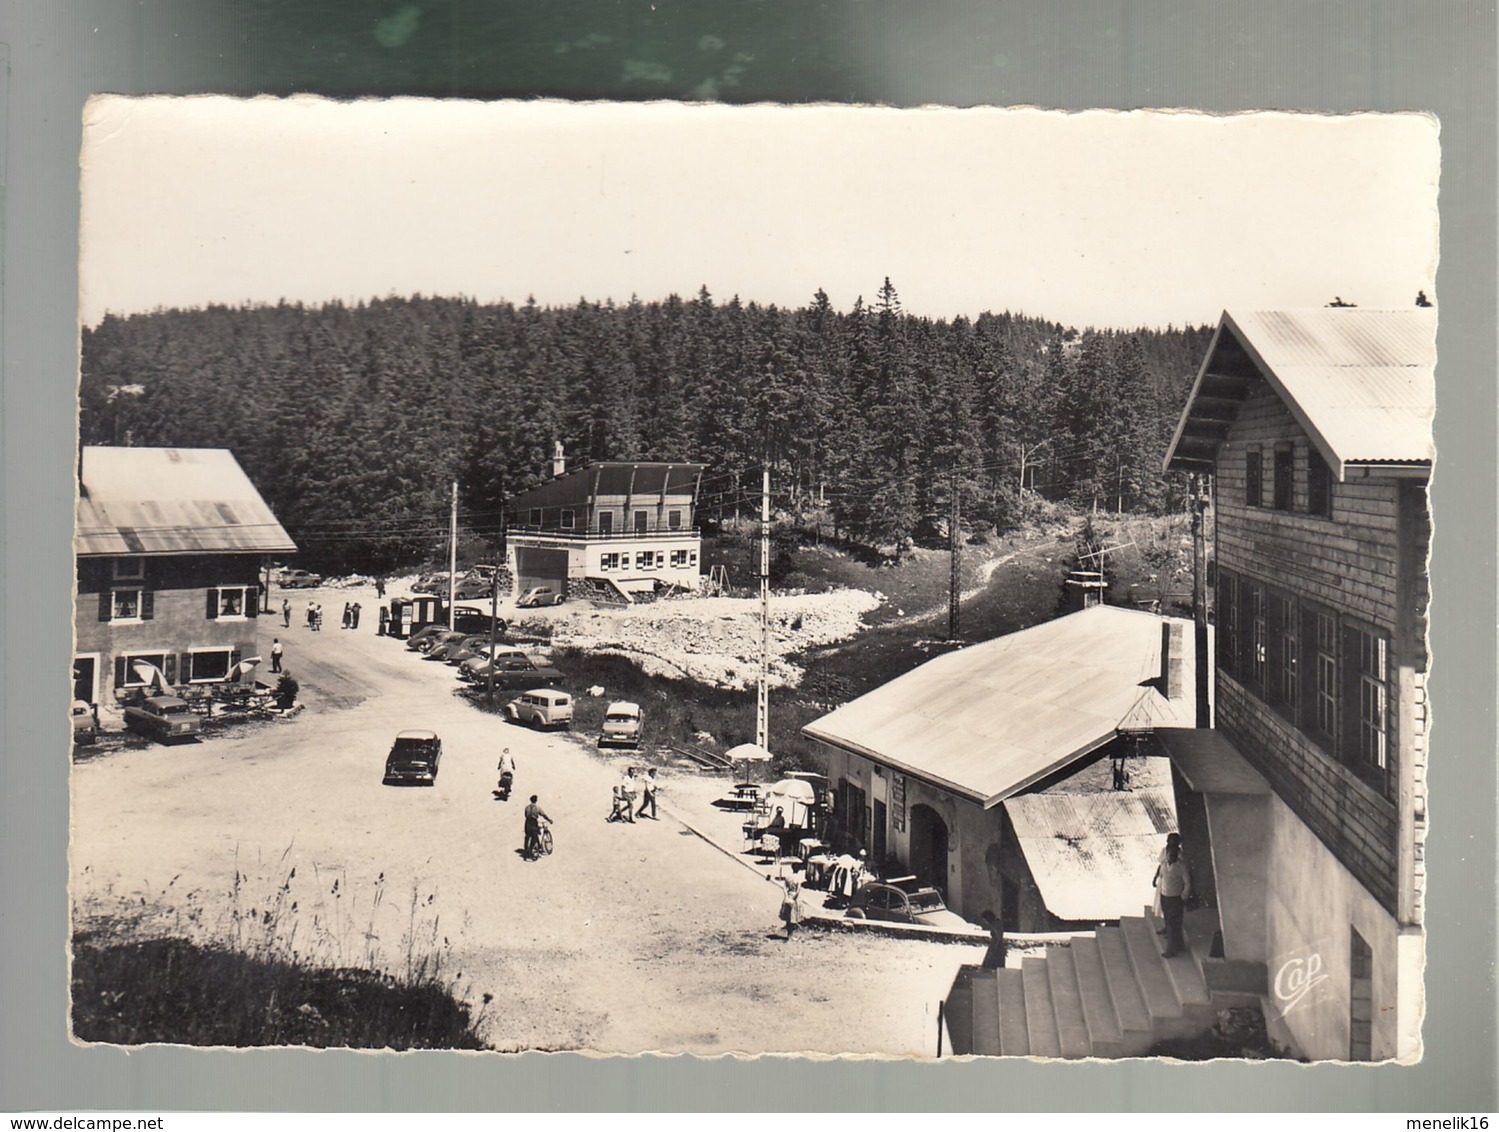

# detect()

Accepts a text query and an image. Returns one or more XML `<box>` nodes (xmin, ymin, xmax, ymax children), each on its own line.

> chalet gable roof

<box><xmin>76</xmin><ymin>446</ymin><xmax>297</xmax><ymax>557</ymax></box>
<box><xmin>1165</xmin><ymin>308</ymin><xmax>1436</xmax><ymax>479</ymax></box>
<box><xmin>801</xmin><ymin>605</ymin><xmax>1195</xmax><ymax>809</ymax></box>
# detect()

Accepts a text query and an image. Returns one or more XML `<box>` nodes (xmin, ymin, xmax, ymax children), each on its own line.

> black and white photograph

<box><xmin>69</xmin><ymin>97</ymin><xmax>1438</xmax><ymax>1062</ymax></box>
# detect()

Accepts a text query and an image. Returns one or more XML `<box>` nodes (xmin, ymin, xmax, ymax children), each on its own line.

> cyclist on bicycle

<box><xmin>523</xmin><ymin>794</ymin><xmax>552</xmax><ymax>860</ymax></box>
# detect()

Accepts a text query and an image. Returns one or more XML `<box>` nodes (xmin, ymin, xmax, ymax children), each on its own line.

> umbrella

<box><xmin>130</xmin><ymin>660</ymin><xmax>169</xmax><ymax>694</ymax></box>
<box><xmin>764</xmin><ymin>778</ymin><xmax>817</xmax><ymax>827</ymax></box>
<box><xmin>724</xmin><ymin>742</ymin><xmax>773</xmax><ymax>784</ymax></box>
<box><xmin>230</xmin><ymin>657</ymin><xmax>262</xmax><ymax>680</ymax></box>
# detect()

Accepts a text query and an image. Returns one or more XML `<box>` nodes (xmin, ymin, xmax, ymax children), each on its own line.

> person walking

<box><xmin>636</xmin><ymin>768</ymin><xmax>660</xmax><ymax>820</ymax></box>
<box><xmin>306</xmin><ymin>601</ymin><xmax>316</xmax><ymax>629</ymax></box>
<box><xmin>378</xmin><ymin>606</ymin><xmax>390</xmax><ymax>636</ymax></box>
<box><xmin>270</xmin><ymin>638</ymin><xmax>284</xmax><ymax>674</ymax></box>
<box><xmin>1155</xmin><ymin>835</ymin><xmax>1193</xmax><ymax>958</ymax></box>
<box><xmin>776</xmin><ymin>876</ymin><xmax>803</xmax><ymax>941</ymax></box>
<box><xmin>341</xmin><ymin>602</ymin><xmax>353</xmax><ymax>630</ymax></box>
<box><xmin>281</xmin><ymin>598</ymin><xmax>292</xmax><ymax>628</ymax></box>
<box><xmin>375</xmin><ymin>577</ymin><xmax>386</xmax><ymax>599</ymax></box>
<box><xmin>351</xmin><ymin>601</ymin><xmax>362</xmax><ymax>630</ymax></box>
<box><xmin>618</xmin><ymin>769</ymin><xmax>638</xmax><ymax>823</ymax></box>
<box><xmin>495</xmin><ymin>747</ymin><xmax>516</xmax><ymax>800</ymax></box>
<box><xmin>980</xmin><ymin>910</ymin><xmax>1008</xmax><ymax>969</ymax></box>
<box><xmin>523</xmin><ymin>795</ymin><xmax>552</xmax><ymax>860</ymax></box>
<box><xmin>312</xmin><ymin>602</ymin><xmax>322</xmax><ymax>631</ymax></box>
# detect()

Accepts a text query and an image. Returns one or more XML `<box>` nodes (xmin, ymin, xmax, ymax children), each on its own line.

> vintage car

<box><xmin>383</xmin><ymin>730</ymin><xmax>442</xmax><ymax>785</ymax></box>
<box><xmin>458</xmin><ymin>654</ymin><xmax>564</xmax><ymax>687</ymax></box>
<box><xmin>505</xmin><ymin>689</ymin><xmax>573</xmax><ymax>730</ymax></box>
<box><xmin>598</xmin><ymin>701</ymin><xmax>642</xmax><ymax>748</ymax></box>
<box><xmin>71</xmin><ymin>700</ymin><xmax>99</xmax><ymax>746</ymax></box>
<box><xmin>452</xmin><ymin>574</ymin><xmax>496</xmax><ymax>600</ymax></box>
<box><xmin>845</xmin><ymin>881</ymin><xmax>968</xmax><ymax>929</ymax></box>
<box><xmin>123</xmin><ymin>695</ymin><xmax>203</xmax><ymax>743</ymax></box>
<box><xmin>516</xmin><ymin>586</ymin><xmax>565</xmax><ymax>608</ymax></box>
<box><xmin>277</xmin><ymin>568</ymin><xmax>323</xmax><ymax>589</ymax></box>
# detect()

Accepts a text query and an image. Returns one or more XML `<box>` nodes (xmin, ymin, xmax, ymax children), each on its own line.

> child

<box><xmin>777</xmin><ymin>876</ymin><xmax>803</xmax><ymax>942</ymax></box>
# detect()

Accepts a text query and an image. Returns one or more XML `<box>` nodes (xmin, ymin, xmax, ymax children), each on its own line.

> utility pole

<box><xmin>756</xmin><ymin>465</ymin><xmax>770</xmax><ymax>751</ymax></box>
<box><xmin>1192</xmin><ymin>473</ymin><xmax>1212</xmax><ymax>728</ymax></box>
<box><xmin>487</xmin><ymin>488</ymin><xmax>505</xmax><ymax>708</ymax></box>
<box><xmin>448</xmin><ymin>480</ymin><xmax>458</xmax><ymax>630</ymax></box>
<box><xmin>948</xmin><ymin>467</ymin><xmax>962</xmax><ymax>642</ymax></box>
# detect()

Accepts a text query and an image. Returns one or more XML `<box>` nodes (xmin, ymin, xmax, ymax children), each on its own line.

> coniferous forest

<box><xmin>79</xmin><ymin>281</ymin><xmax>1214</xmax><ymax>574</ymax></box>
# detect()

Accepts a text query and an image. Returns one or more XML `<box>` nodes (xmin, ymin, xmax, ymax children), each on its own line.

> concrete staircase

<box><xmin>946</xmin><ymin>906</ymin><xmax>1260</xmax><ymax>1058</ymax></box>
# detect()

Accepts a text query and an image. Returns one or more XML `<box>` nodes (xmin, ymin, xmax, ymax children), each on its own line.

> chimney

<box><xmin>1161</xmin><ymin>620</ymin><xmax>1185</xmax><ymax>701</ymax></box>
<box><xmin>551</xmin><ymin>441</ymin><xmax>566</xmax><ymax>478</ymax></box>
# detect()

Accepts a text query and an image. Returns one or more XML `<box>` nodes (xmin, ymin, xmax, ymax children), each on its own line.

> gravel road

<box><xmin>71</xmin><ymin>583</ymin><xmax>982</xmax><ymax>1056</ymax></box>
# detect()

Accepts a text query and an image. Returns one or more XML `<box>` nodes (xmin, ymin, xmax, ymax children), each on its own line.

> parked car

<box><xmin>416</xmin><ymin>630</ymin><xmax>469</xmax><ymax>656</ymax></box>
<box><xmin>404</xmin><ymin>624</ymin><xmax>453</xmax><ymax>652</ymax></box>
<box><xmin>383</xmin><ymin>729</ymin><xmax>442</xmax><ymax>785</ymax></box>
<box><xmin>453</xmin><ymin>574</ymin><xmax>495</xmax><ymax>600</ymax></box>
<box><xmin>845</xmin><ymin>881</ymin><xmax>968</xmax><ymax>929</ymax></box>
<box><xmin>599</xmin><ymin>701</ymin><xmax>642</xmax><ymax>748</ymax></box>
<box><xmin>71</xmin><ymin>700</ymin><xmax>99</xmax><ymax>746</ymax></box>
<box><xmin>277</xmin><ymin>568</ymin><xmax>322</xmax><ymax>589</ymax></box>
<box><xmin>411</xmin><ymin>572</ymin><xmax>450</xmax><ymax>595</ymax></box>
<box><xmin>123</xmin><ymin>695</ymin><xmax>203</xmax><ymax>743</ymax></box>
<box><xmin>444</xmin><ymin>638</ymin><xmax>522</xmax><ymax>667</ymax></box>
<box><xmin>505</xmin><ymin>689</ymin><xmax>573</xmax><ymax>730</ymax></box>
<box><xmin>425</xmin><ymin>632</ymin><xmax>494</xmax><ymax>662</ymax></box>
<box><xmin>516</xmin><ymin>586</ymin><xmax>565</xmax><ymax>608</ymax></box>
<box><xmin>459</xmin><ymin>655</ymin><xmax>564</xmax><ymax>687</ymax></box>
<box><xmin>451</xmin><ymin>608</ymin><xmax>507</xmax><ymax>636</ymax></box>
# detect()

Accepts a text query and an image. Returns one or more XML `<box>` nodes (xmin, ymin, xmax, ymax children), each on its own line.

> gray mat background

<box><xmin>2</xmin><ymin>0</ymin><xmax>1494</xmax><ymax>1113</ymax></box>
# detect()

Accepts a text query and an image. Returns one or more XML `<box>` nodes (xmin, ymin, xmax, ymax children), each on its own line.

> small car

<box><xmin>505</xmin><ymin>689</ymin><xmax>573</xmax><ymax>730</ymax></box>
<box><xmin>845</xmin><ymin>881</ymin><xmax>969</xmax><ymax>929</ymax></box>
<box><xmin>71</xmin><ymin>700</ymin><xmax>99</xmax><ymax>746</ymax></box>
<box><xmin>516</xmin><ymin>586</ymin><xmax>565</xmax><ymax>608</ymax></box>
<box><xmin>599</xmin><ymin>701</ymin><xmax>642</xmax><ymax>748</ymax></box>
<box><xmin>425</xmin><ymin>632</ymin><xmax>493</xmax><ymax>662</ymax></box>
<box><xmin>278</xmin><ymin>568</ymin><xmax>322</xmax><ymax>589</ymax></box>
<box><xmin>383</xmin><ymin>730</ymin><xmax>442</xmax><ymax>785</ymax></box>
<box><xmin>123</xmin><ymin>695</ymin><xmax>203</xmax><ymax>742</ymax></box>
<box><xmin>444</xmin><ymin>637</ymin><xmax>521</xmax><ymax>667</ymax></box>
<box><xmin>404</xmin><ymin>624</ymin><xmax>453</xmax><ymax>652</ymax></box>
<box><xmin>453</xmin><ymin>574</ymin><xmax>495</xmax><ymax>600</ymax></box>
<box><xmin>460</xmin><ymin>655</ymin><xmax>564</xmax><ymax>687</ymax></box>
<box><xmin>410</xmin><ymin>572</ymin><xmax>450</xmax><ymax>595</ymax></box>
<box><xmin>416</xmin><ymin>630</ymin><xmax>468</xmax><ymax>656</ymax></box>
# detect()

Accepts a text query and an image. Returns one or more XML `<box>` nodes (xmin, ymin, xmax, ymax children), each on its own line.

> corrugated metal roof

<box><xmin>508</xmin><ymin>462</ymin><xmax>705</xmax><ymax>511</ymax></box>
<box><xmin>1165</xmin><ymin>308</ymin><xmax>1436</xmax><ymax>475</ymax></box>
<box><xmin>802</xmin><ymin>606</ymin><xmax>1196</xmax><ymax>807</ymax></box>
<box><xmin>76</xmin><ymin>447</ymin><xmax>297</xmax><ymax>557</ymax></box>
<box><xmin>1005</xmin><ymin>758</ymin><xmax>1177</xmax><ymax>922</ymax></box>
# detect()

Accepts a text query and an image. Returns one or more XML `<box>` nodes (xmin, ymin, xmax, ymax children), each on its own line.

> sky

<box><xmin>79</xmin><ymin>97</ymin><xmax>1440</xmax><ymax>330</ymax></box>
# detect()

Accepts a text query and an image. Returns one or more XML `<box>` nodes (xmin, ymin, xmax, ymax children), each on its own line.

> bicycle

<box><xmin>537</xmin><ymin>825</ymin><xmax>554</xmax><ymax>856</ymax></box>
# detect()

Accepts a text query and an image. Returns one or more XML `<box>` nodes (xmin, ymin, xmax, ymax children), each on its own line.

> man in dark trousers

<box><xmin>351</xmin><ymin>602</ymin><xmax>362</xmax><ymax>629</ymax></box>
<box><xmin>523</xmin><ymin>795</ymin><xmax>552</xmax><ymax>860</ymax></box>
<box><xmin>1156</xmin><ymin>836</ymin><xmax>1194</xmax><ymax>958</ymax></box>
<box><xmin>980</xmin><ymin>911</ymin><xmax>1007</xmax><ymax>969</ymax></box>
<box><xmin>270</xmin><ymin>638</ymin><xmax>284</xmax><ymax>674</ymax></box>
<box><xmin>281</xmin><ymin>599</ymin><xmax>291</xmax><ymax>628</ymax></box>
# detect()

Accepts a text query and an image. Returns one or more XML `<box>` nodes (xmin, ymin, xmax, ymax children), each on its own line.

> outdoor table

<box><xmin>797</xmin><ymin>837</ymin><xmax>825</xmax><ymax>863</ymax></box>
<box><xmin>805</xmin><ymin>854</ymin><xmax>833</xmax><ymax>888</ymax></box>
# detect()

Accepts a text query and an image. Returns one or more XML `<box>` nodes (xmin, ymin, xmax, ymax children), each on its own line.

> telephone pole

<box><xmin>756</xmin><ymin>466</ymin><xmax>770</xmax><ymax>751</ymax></box>
<box><xmin>447</xmin><ymin>480</ymin><xmax>459</xmax><ymax>630</ymax></box>
<box><xmin>1192</xmin><ymin>473</ymin><xmax>1212</xmax><ymax>728</ymax></box>
<box><xmin>948</xmin><ymin>467</ymin><xmax>962</xmax><ymax>642</ymax></box>
<box><xmin>487</xmin><ymin>488</ymin><xmax>505</xmax><ymax>708</ymax></box>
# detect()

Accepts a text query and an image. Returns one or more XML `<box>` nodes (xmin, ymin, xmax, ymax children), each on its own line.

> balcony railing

<box><xmin>506</xmin><ymin>525</ymin><xmax>701</xmax><ymax>541</ymax></box>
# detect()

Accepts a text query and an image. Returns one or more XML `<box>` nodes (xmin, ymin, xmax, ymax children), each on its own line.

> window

<box><xmin>1307</xmin><ymin>449</ymin><xmax>1333</xmax><ymax>518</ymax></box>
<box><xmin>600</xmin><ymin>552</ymin><xmax>619</xmax><ymax>572</ymax></box>
<box><xmin>1272</xmin><ymin>592</ymin><xmax>1299</xmax><ymax>717</ymax></box>
<box><xmin>117</xmin><ymin>651</ymin><xmax>170</xmax><ymax>689</ymax></box>
<box><xmin>206</xmin><ymin>586</ymin><xmax>254</xmax><ymax>620</ymax></box>
<box><xmin>560</xmin><ymin>510</ymin><xmax>575</xmax><ymax>530</ymax></box>
<box><xmin>1350</xmin><ymin>625</ymin><xmax>1390</xmax><ymax>790</ymax></box>
<box><xmin>112</xmin><ymin>588</ymin><xmax>144</xmax><ymax>620</ymax></box>
<box><xmin>598</xmin><ymin>512</ymin><xmax>613</xmax><ymax>536</ymax></box>
<box><xmin>668</xmin><ymin>509</ymin><xmax>682</xmax><ymax>530</ymax></box>
<box><xmin>635</xmin><ymin>551</ymin><xmax>652</xmax><ymax>569</ymax></box>
<box><xmin>670</xmin><ymin>549</ymin><xmax>689</xmax><ymax>568</ymax></box>
<box><xmin>186</xmin><ymin>648</ymin><xmax>232</xmax><ymax>683</ymax></box>
<box><xmin>634</xmin><ymin>510</ymin><xmax>648</xmax><ymax>535</ymax></box>
<box><xmin>1247</xmin><ymin>581</ymin><xmax>1267</xmax><ymax>692</ymax></box>
<box><xmin>1273</xmin><ymin>444</ymin><xmax>1294</xmax><ymax>510</ymax></box>
<box><xmin>113</xmin><ymin>557</ymin><xmax>145</xmax><ymax>581</ymax></box>
<box><xmin>1217</xmin><ymin>570</ymin><xmax>1240</xmax><ymax>678</ymax></box>
<box><xmin>1307</xmin><ymin>607</ymin><xmax>1338</xmax><ymax>752</ymax></box>
<box><xmin>529</xmin><ymin>508</ymin><xmax>542</xmax><ymax>526</ymax></box>
<box><xmin>1245</xmin><ymin>446</ymin><xmax>1263</xmax><ymax>507</ymax></box>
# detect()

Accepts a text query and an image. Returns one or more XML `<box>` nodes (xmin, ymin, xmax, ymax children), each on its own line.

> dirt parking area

<box><xmin>71</xmin><ymin>582</ymin><xmax>983</xmax><ymax>1056</ymax></box>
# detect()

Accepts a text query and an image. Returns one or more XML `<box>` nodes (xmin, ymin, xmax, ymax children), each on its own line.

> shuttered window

<box><xmin>1307</xmin><ymin>449</ymin><xmax>1333</xmax><ymax>517</ymax></box>
<box><xmin>1344</xmin><ymin>622</ymin><xmax>1393</xmax><ymax>797</ymax></box>
<box><xmin>1272</xmin><ymin>444</ymin><xmax>1294</xmax><ymax>510</ymax></box>
<box><xmin>1245</xmin><ymin>446</ymin><xmax>1263</xmax><ymax>508</ymax></box>
<box><xmin>1269</xmin><ymin>590</ymin><xmax>1299</xmax><ymax>718</ymax></box>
